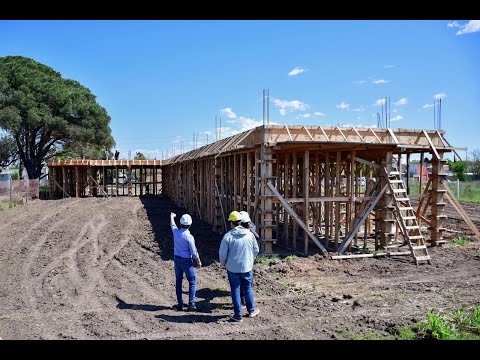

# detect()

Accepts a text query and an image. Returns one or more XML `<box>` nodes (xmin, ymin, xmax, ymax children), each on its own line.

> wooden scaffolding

<box><xmin>47</xmin><ymin>159</ymin><xmax>162</xmax><ymax>198</ymax></box>
<box><xmin>162</xmin><ymin>125</ymin><xmax>478</xmax><ymax>259</ymax></box>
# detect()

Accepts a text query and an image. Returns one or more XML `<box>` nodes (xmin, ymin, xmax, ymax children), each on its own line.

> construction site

<box><xmin>1</xmin><ymin>124</ymin><xmax>479</xmax><ymax>340</ymax></box>
<box><xmin>47</xmin><ymin>124</ymin><xmax>479</xmax><ymax>264</ymax></box>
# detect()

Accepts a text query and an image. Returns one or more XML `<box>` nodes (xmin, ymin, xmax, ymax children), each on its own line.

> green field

<box><xmin>408</xmin><ymin>181</ymin><xmax>480</xmax><ymax>202</ymax></box>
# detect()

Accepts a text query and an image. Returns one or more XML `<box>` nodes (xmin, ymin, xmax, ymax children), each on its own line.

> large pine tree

<box><xmin>0</xmin><ymin>56</ymin><xmax>115</xmax><ymax>178</ymax></box>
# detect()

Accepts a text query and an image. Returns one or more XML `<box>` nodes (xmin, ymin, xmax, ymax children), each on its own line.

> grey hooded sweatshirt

<box><xmin>219</xmin><ymin>225</ymin><xmax>259</xmax><ymax>273</ymax></box>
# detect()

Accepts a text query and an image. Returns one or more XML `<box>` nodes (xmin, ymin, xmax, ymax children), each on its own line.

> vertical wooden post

<box><xmin>419</xmin><ymin>152</ymin><xmax>424</xmax><ymax>194</ymax></box>
<box><xmin>75</xmin><ymin>166</ymin><xmax>80</xmax><ymax>198</ymax></box>
<box><xmin>314</xmin><ymin>152</ymin><xmax>320</xmax><ymax>236</ymax></box>
<box><xmin>325</xmin><ymin>152</ymin><xmax>330</xmax><ymax>241</ymax></box>
<box><xmin>304</xmin><ymin>149</ymin><xmax>309</xmax><ymax>255</ymax></box>
<box><xmin>292</xmin><ymin>151</ymin><xmax>297</xmax><ymax>252</ymax></box>
<box><xmin>335</xmin><ymin>151</ymin><xmax>341</xmax><ymax>250</ymax></box>
<box><xmin>246</xmin><ymin>153</ymin><xmax>251</xmax><ymax>215</ymax></box>
<box><xmin>260</xmin><ymin>144</ymin><xmax>274</xmax><ymax>254</ymax></box>
<box><xmin>284</xmin><ymin>152</ymin><xmax>290</xmax><ymax>247</ymax></box>
<box><xmin>406</xmin><ymin>153</ymin><xmax>410</xmax><ymax>195</ymax></box>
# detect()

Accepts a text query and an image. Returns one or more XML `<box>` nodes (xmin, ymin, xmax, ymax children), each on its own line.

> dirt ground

<box><xmin>0</xmin><ymin>195</ymin><xmax>479</xmax><ymax>340</ymax></box>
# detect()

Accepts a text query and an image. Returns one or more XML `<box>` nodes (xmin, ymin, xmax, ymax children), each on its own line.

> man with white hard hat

<box><xmin>170</xmin><ymin>212</ymin><xmax>202</xmax><ymax>312</ymax></box>
<box><xmin>219</xmin><ymin>211</ymin><xmax>260</xmax><ymax>322</ymax></box>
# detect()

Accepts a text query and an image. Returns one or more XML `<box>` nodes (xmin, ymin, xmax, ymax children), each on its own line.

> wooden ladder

<box><xmin>386</xmin><ymin>169</ymin><xmax>431</xmax><ymax>265</ymax></box>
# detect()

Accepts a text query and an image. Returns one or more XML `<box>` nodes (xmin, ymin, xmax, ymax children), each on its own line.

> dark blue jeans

<box><xmin>174</xmin><ymin>256</ymin><xmax>196</xmax><ymax>306</ymax></box>
<box><xmin>227</xmin><ymin>270</ymin><xmax>255</xmax><ymax>318</ymax></box>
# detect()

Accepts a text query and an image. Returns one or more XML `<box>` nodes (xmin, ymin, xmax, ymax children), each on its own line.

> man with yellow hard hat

<box><xmin>219</xmin><ymin>211</ymin><xmax>260</xmax><ymax>322</ymax></box>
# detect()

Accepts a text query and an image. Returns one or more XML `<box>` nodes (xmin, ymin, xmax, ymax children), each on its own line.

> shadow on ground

<box><xmin>139</xmin><ymin>195</ymin><xmax>224</xmax><ymax>266</ymax></box>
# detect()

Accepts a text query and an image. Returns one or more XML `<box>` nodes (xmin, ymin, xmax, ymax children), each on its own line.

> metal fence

<box><xmin>0</xmin><ymin>179</ymin><xmax>40</xmax><ymax>204</ymax></box>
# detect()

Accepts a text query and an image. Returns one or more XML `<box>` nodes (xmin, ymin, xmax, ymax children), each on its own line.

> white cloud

<box><xmin>448</xmin><ymin>21</ymin><xmax>461</xmax><ymax>28</ymax></box>
<box><xmin>219</xmin><ymin>107</ymin><xmax>237</xmax><ymax>119</ymax></box>
<box><xmin>393</xmin><ymin>109</ymin><xmax>398</xmax><ymax>113</ymax></box>
<box><xmin>422</xmin><ymin>103</ymin><xmax>434</xmax><ymax>109</ymax></box>
<box><xmin>352</xmin><ymin>80</ymin><xmax>367</xmax><ymax>85</ymax></box>
<box><xmin>372</xmin><ymin>79</ymin><xmax>390</xmax><ymax>84</ymax></box>
<box><xmin>301</xmin><ymin>113</ymin><xmax>312</xmax><ymax>118</ymax></box>
<box><xmin>336</xmin><ymin>101</ymin><xmax>350</xmax><ymax>110</ymax></box>
<box><xmin>394</xmin><ymin>97</ymin><xmax>408</xmax><ymax>106</ymax></box>
<box><xmin>272</xmin><ymin>98</ymin><xmax>309</xmax><ymax>116</ymax></box>
<box><xmin>374</xmin><ymin>98</ymin><xmax>386</xmax><ymax>106</ymax></box>
<box><xmin>288</xmin><ymin>67</ymin><xmax>305</xmax><ymax>76</ymax></box>
<box><xmin>353</xmin><ymin>106</ymin><xmax>366</xmax><ymax>112</ymax></box>
<box><xmin>313</xmin><ymin>112</ymin><xmax>326</xmax><ymax>116</ymax></box>
<box><xmin>454</xmin><ymin>20</ymin><xmax>480</xmax><ymax>35</ymax></box>
<box><xmin>384</xmin><ymin>65</ymin><xmax>395</xmax><ymax>68</ymax></box>
<box><xmin>433</xmin><ymin>93</ymin><xmax>447</xmax><ymax>99</ymax></box>
<box><xmin>390</xmin><ymin>115</ymin><xmax>403</xmax><ymax>122</ymax></box>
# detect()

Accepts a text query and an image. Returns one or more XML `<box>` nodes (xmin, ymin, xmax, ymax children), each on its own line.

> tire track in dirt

<box><xmin>19</xmin><ymin>198</ymin><xmax>115</xmax><ymax>337</ymax></box>
<box><xmin>0</xmin><ymin>199</ymin><xmax>81</xmax><ymax>249</ymax></box>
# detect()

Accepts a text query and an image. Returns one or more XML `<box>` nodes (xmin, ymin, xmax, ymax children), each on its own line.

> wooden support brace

<box><xmin>267</xmin><ymin>181</ymin><xmax>327</xmax><ymax>254</ymax></box>
<box><xmin>337</xmin><ymin>184</ymin><xmax>388</xmax><ymax>253</ymax></box>
<box><xmin>441</xmin><ymin>180</ymin><xmax>480</xmax><ymax>240</ymax></box>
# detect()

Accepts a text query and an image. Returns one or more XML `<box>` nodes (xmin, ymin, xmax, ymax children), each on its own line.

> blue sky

<box><xmin>0</xmin><ymin>20</ymin><xmax>479</xmax><ymax>160</ymax></box>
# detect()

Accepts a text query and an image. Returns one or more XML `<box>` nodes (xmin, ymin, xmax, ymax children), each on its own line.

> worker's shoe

<box><xmin>229</xmin><ymin>314</ymin><xmax>243</xmax><ymax>322</ymax></box>
<box><xmin>245</xmin><ymin>308</ymin><xmax>260</xmax><ymax>318</ymax></box>
<box><xmin>187</xmin><ymin>304</ymin><xmax>197</xmax><ymax>312</ymax></box>
<box><xmin>173</xmin><ymin>304</ymin><xmax>184</xmax><ymax>311</ymax></box>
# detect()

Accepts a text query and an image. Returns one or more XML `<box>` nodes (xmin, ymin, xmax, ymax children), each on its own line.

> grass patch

<box><xmin>451</xmin><ymin>237</ymin><xmax>468</xmax><ymax>246</ymax></box>
<box><xmin>397</xmin><ymin>306</ymin><xmax>480</xmax><ymax>340</ymax></box>
<box><xmin>255</xmin><ymin>254</ymin><xmax>280</xmax><ymax>264</ymax></box>
<box><xmin>283</xmin><ymin>255</ymin><xmax>297</xmax><ymax>262</ymax></box>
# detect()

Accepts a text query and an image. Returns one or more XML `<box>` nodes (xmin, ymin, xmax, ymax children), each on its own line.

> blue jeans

<box><xmin>227</xmin><ymin>270</ymin><xmax>255</xmax><ymax>318</ymax></box>
<box><xmin>174</xmin><ymin>256</ymin><xmax>196</xmax><ymax>306</ymax></box>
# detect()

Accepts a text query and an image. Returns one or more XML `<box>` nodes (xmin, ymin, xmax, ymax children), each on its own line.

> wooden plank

<box><xmin>214</xmin><ymin>179</ymin><xmax>227</xmax><ymax>232</ymax></box>
<box><xmin>88</xmin><ymin>175</ymin><xmax>108</xmax><ymax>197</ymax></box>
<box><xmin>285</xmin><ymin>125</ymin><xmax>293</xmax><ymax>141</ymax></box>
<box><xmin>320</xmin><ymin>126</ymin><xmax>330</xmax><ymax>141</ymax></box>
<box><xmin>304</xmin><ymin>150</ymin><xmax>309</xmax><ymax>255</ymax></box>
<box><xmin>423</xmin><ymin>130</ymin><xmax>440</xmax><ymax>160</ymax></box>
<box><xmin>335</xmin><ymin>152</ymin><xmax>341</xmax><ymax>250</ymax></box>
<box><xmin>352</xmin><ymin>127</ymin><xmax>365</xmax><ymax>142</ymax></box>
<box><xmin>336</xmin><ymin>127</ymin><xmax>348</xmax><ymax>142</ymax></box>
<box><xmin>353</xmin><ymin>156</ymin><xmax>380</xmax><ymax>169</ymax></box>
<box><xmin>281</xmin><ymin>196</ymin><xmax>350</xmax><ymax>203</ymax></box>
<box><xmin>292</xmin><ymin>151</ymin><xmax>297</xmax><ymax>251</ymax></box>
<box><xmin>51</xmin><ymin>176</ymin><xmax>71</xmax><ymax>198</ymax></box>
<box><xmin>387</xmin><ymin>128</ymin><xmax>399</xmax><ymax>144</ymax></box>
<box><xmin>303</xmin><ymin>126</ymin><xmax>314</xmax><ymax>141</ymax></box>
<box><xmin>267</xmin><ymin>181</ymin><xmax>327</xmax><ymax>254</ymax></box>
<box><xmin>368</xmin><ymin>127</ymin><xmax>382</xmax><ymax>143</ymax></box>
<box><xmin>338</xmin><ymin>184</ymin><xmax>388</xmax><ymax>253</ymax></box>
<box><xmin>442</xmin><ymin>180</ymin><xmax>480</xmax><ymax>240</ymax></box>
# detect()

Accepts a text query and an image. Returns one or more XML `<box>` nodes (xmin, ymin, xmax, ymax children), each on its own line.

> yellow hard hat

<box><xmin>228</xmin><ymin>211</ymin><xmax>242</xmax><ymax>222</ymax></box>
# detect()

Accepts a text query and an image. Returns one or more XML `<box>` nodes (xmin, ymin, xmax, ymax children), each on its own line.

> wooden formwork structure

<box><xmin>162</xmin><ymin>125</ymin><xmax>478</xmax><ymax>256</ymax></box>
<box><xmin>47</xmin><ymin>159</ymin><xmax>162</xmax><ymax>198</ymax></box>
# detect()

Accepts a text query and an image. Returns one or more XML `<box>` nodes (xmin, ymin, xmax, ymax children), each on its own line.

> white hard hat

<box><xmin>180</xmin><ymin>214</ymin><xmax>192</xmax><ymax>226</ymax></box>
<box><xmin>239</xmin><ymin>211</ymin><xmax>251</xmax><ymax>223</ymax></box>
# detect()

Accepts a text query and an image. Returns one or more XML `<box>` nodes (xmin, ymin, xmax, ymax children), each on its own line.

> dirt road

<box><xmin>0</xmin><ymin>196</ymin><xmax>479</xmax><ymax>339</ymax></box>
